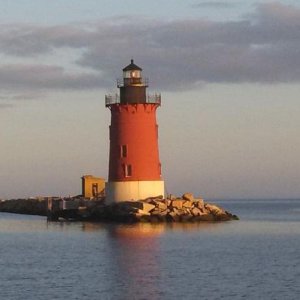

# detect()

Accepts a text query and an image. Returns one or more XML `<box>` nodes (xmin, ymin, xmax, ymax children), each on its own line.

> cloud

<box><xmin>0</xmin><ymin>24</ymin><xmax>91</xmax><ymax>57</ymax></box>
<box><xmin>9</xmin><ymin>93</ymin><xmax>43</xmax><ymax>100</ymax></box>
<box><xmin>192</xmin><ymin>1</ymin><xmax>236</xmax><ymax>9</ymax></box>
<box><xmin>0</xmin><ymin>64</ymin><xmax>106</xmax><ymax>91</ymax></box>
<box><xmin>0</xmin><ymin>103</ymin><xmax>13</xmax><ymax>109</ymax></box>
<box><xmin>0</xmin><ymin>92</ymin><xmax>46</xmax><ymax>101</ymax></box>
<box><xmin>0</xmin><ymin>2</ymin><xmax>300</xmax><ymax>92</ymax></box>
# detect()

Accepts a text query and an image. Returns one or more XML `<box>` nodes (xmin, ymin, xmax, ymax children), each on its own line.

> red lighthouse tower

<box><xmin>105</xmin><ymin>60</ymin><xmax>164</xmax><ymax>203</ymax></box>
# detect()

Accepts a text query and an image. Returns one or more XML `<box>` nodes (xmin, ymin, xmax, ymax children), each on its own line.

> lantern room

<box><xmin>118</xmin><ymin>59</ymin><xmax>148</xmax><ymax>104</ymax></box>
<box><xmin>123</xmin><ymin>59</ymin><xmax>142</xmax><ymax>83</ymax></box>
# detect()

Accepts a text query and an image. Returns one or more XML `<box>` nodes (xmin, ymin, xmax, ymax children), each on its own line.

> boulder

<box><xmin>184</xmin><ymin>208</ymin><xmax>192</xmax><ymax>214</ymax></box>
<box><xmin>159</xmin><ymin>209</ymin><xmax>168</xmax><ymax>216</ymax></box>
<box><xmin>156</xmin><ymin>201</ymin><xmax>168</xmax><ymax>210</ymax></box>
<box><xmin>168</xmin><ymin>211</ymin><xmax>180</xmax><ymax>222</ymax></box>
<box><xmin>182</xmin><ymin>193</ymin><xmax>194</xmax><ymax>201</ymax></box>
<box><xmin>191</xmin><ymin>207</ymin><xmax>202</xmax><ymax>216</ymax></box>
<box><xmin>118</xmin><ymin>201</ymin><xmax>143</xmax><ymax>212</ymax></box>
<box><xmin>183</xmin><ymin>201</ymin><xmax>193</xmax><ymax>209</ymax></box>
<box><xmin>151</xmin><ymin>209</ymin><xmax>163</xmax><ymax>215</ymax></box>
<box><xmin>194</xmin><ymin>198</ymin><xmax>204</xmax><ymax>208</ymax></box>
<box><xmin>176</xmin><ymin>209</ymin><xmax>186</xmax><ymax>216</ymax></box>
<box><xmin>142</xmin><ymin>198</ymin><xmax>155</xmax><ymax>204</ymax></box>
<box><xmin>142</xmin><ymin>196</ymin><xmax>162</xmax><ymax>204</ymax></box>
<box><xmin>205</xmin><ymin>203</ymin><xmax>225</xmax><ymax>216</ymax></box>
<box><xmin>136</xmin><ymin>209</ymin><xmax>151</xmax><ymax>216</ymax></box>
<box><xmin>141</xmin><ymin>202</ymin><xmax>156</xmax><ymax>213</ymax></box>
<box><xmin>214</xmin><ymin>213</ymin><xmax>231</xmax><ymax>221</ymax></box>
<box><xmin>171</xmin><ymin>199</ymin><xmax>184</xmax><ymax>209</ymax></box>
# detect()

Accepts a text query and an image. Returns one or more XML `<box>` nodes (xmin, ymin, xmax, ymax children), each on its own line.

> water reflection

<box><xmin>163</xmin><ymin>221</ymin><xmax>224</xmax><ymax>232</ymax></box>
<box><xmin>47</xmin><ymin>219</ymin><xmax>225</xmax><ymax>234</ymax></box>
<box><xmin>70</xmin><ymin>221</ymin><xmax>223</xmax><ymax>233</ymax></box>
<box><xmin>101</xmin><ymin>222</ymin><xmax>227</xmax><ymax>299</ymax></box>
<box><xmin>106</xmin><ymin>224</ymin><xmax>165</xmax><ymax>300</ymax></box>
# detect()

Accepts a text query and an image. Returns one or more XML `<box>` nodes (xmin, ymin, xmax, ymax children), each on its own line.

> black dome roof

<box><xmin>123</xmin><ymin>59</ymin><xmax>142</xmax><ymax>71</ymax></box>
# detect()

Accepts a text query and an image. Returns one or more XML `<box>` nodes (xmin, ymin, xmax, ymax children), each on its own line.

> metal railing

<box><xmin>105</xmin><ymin>94</ymin><xmax>120</xmax><ymax>106</ymax></box>
<box><xmin>147</xmin><ymin>93</ymin><xmax>161</xmax><ymax>104</ymax></box>
<box><xmin>105</xmin><ymin>93</ymin><xmax>161</xmax><ymax>106</ymax></box>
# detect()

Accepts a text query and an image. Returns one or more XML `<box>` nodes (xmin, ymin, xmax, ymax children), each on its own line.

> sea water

<box><xmin>0</xmin><ymin>199</ymin><xmax>299</xmax><ymax>300</ymax></box>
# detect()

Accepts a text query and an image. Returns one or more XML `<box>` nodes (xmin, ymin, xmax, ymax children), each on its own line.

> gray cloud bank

<box><xmin>0</xmin><ymin>64</ymin><xmax>104</xmax><ymax>90</ymax></box>
<box><xmin>0</xmin><ymin>103</ymin><xmax>13</xmax><ymax>109</ymax></box>
<box><xmin>0</xmin><ymin>2</ymin><xmax>299</xmax><ymax>92</ymax></box>
<box><xmin>192</xmin><ymin>1</ymin><xmax>236</xmax><ymax>9</ymax></box>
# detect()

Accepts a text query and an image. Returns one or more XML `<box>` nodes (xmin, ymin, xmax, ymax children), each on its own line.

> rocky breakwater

<box><xmin>0</xmin><ymin>198</ymin><xmax>47</xmax><ymax>216</ymax></box>
<box><xmin>102</xmin><ymin>193</ymin><xmax>239</xmax><ymax>223</ymax></box>
<box><xmin>0</xmin><ymin>193</ymin><xmax>239</xmax><ymax>223</ymax></box>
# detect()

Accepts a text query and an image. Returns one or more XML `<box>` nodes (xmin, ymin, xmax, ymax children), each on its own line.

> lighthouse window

<box><xmin>124</xmin><ymin>164</ymin><xmax>132</xmax><ymax>177</ymax></box>
<box><xmin>130</xmin><ymin>70</ymin><xmax>140</xmax><ymax>78</ymax></box>
<box><xmin>120</xmin><ymin>145</ymin><xmax>128</xmax><ymax>158</ymax></box>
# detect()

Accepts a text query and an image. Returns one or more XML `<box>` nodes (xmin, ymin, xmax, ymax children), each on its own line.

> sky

<box><xmin>0</xmin><ymin>0</ymin><xmax>300</xmax><ymax>199</ymax></box>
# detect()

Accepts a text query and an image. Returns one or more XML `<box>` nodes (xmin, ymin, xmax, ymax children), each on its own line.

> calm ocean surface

<box><xmin>0</xmin><ymin>199</ymin><xmax>299</xmax><ymax>300</ymax></box>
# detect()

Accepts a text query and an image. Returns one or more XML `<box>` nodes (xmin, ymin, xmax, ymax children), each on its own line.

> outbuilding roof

<box><xmin>123</xmin><ymin>59</ymin><xmax>142</xmax><ymax>71</ymax></box>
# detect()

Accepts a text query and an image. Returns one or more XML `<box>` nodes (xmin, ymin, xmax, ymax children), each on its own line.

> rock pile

<box><xmin>102</xmin><ymin>193</ymin><xmax>238</xmax><ymax>222</ymax></box>
<box><xmin>0</xmin><ymin>198</ymin><xmax>47</xmax><ymax>216</ymax></box>
<box><xmin>0</xmin><ymin>193</ymin><xmax>239</xmax><ymax>223</ymax></box>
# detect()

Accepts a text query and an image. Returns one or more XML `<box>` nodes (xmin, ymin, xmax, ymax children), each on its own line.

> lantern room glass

<box><xmin>123</xmin><ymin>70</ymin><xmax>141</xmax><ymax>79</ymax></box>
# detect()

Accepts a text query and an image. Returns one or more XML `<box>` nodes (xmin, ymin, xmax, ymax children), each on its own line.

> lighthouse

<box><xmin>105</xmin><ymin>60</ymin><xmax>165</xmax><ymax>203</ymax></box>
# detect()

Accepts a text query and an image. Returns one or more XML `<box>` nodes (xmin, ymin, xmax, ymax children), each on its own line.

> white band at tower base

<box><xmin>106</xmin><ymin>180</ymin><xmax>165</xmax><ymax>203</ymax></box>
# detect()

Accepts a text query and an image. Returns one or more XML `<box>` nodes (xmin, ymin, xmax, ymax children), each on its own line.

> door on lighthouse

<box><xmin>92</xmin><ymin>183</ymin><xmax>98</xmax><ymax>197</ymax></box>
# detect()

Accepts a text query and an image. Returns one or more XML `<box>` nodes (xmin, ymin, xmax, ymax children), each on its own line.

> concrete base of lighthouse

<box><xmin>105</xmin><ymin>180</ymin><xmax>165</xmax><ymax>204</ymax></box>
